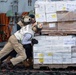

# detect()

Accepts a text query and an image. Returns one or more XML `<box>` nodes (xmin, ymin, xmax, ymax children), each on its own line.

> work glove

<box><xmin>31</xmin><ymin>38</ymin><xmax>38</xmax><ymax>44</ymax></box>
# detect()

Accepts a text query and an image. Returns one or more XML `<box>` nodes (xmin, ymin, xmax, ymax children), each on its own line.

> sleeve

<box><xmin>21</xmin><ymin>33</ymin><xmax>32</xmax><ymax>44</ymax></box>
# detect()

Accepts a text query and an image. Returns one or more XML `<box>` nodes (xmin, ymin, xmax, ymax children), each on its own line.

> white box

<box><xmin>49</xmin><ymin>23</ymin><xmax>56</xmax><ymax>28</ymax></box>
<box><xmin>35</xmin><ymin>13</ymin><xmax>46</xmax><ymax>22</ymax></box>
<box><xmin>71</xmin><ymin>53</ymin><xmax>76</xmax><ymax>58</ymax></box>
<box><xmin>56</xmin><ymin>1</ymin><xmax>67</xmax><ymax>11</ymax></box>
<box><xmin>34</xmin><ymin>58</ymin><xmax>44</xmax><ymax>64</ymax></box>
<box><xmin>46</xmin><ymin>13</ymin><xmax>57</xmax><ymax>22</ymax></box>
<box><xmin>63</xmin><ymin>58</ymin><xmax>72</xmax><ymax>64</ymax></box>
<box><xmin>52</xmin><ymin>52</ymin><xmax>62</xmax><ymax>59</ymax></box>
<box><xmin>63</xmin><ymin>38</ymin><xmax>76</xmax><ymax>46</ymax></box>
<box><xmin>72</xmin><ymin>58</ymin><xmax>76</xmax><ymax>63</ymax></box>
<box><xmin>62</xmin><ymin>52</ymin><xmax>71</xmax><ymax>58</ymax></box>
<box><xmin>66</xmin><ymin>1</ymin><xmax>76</xmax><ymax>11</ymax></box>
<box><xmin>45</xmin><ymin>2</ymin><xmax>56</xmax><ymax>13</ymax></box>
<box><xmin>33</xmin><ymin>53</ymin><xmax>44</xmax><ymax>58</ymax></box>
<box><xmin>44</xmin><ymin>52</ymin><xmax>53</xmax><ymax>58</ymax></box>
<box><xmin>49</xmin><ymin>45</ymin><xmax>71</xmax><ymax>52</ymax></box>
<box><xmin>52</xmin><ymin>59</ymin><xmax>63</xmax><ymax>64</ymax></box>
<box><xmin>35</xmin><ymin>1</ymin><xmax>45</xmax><ymax>14</ymax></box>
<box><xmin>44</xmin><ymin>58</ymin><xmax>52</xmax><ymax>64</ymax></box>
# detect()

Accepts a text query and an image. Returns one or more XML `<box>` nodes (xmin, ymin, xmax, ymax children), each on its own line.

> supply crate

<box><xmin>33</xmin><ymin>35</ymin><xmax>76</xmax><ymax>69</ymax></box>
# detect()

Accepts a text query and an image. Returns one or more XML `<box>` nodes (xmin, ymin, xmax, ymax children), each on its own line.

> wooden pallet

<box><xmin>33</xmin><ymin>64</ymin><xmax>76</xmax><ymax>69</ymax></box>
<box><xmin>41</xmin><ymin>30</ymin><xmax>76</xmax><ymax>36</ymax></box>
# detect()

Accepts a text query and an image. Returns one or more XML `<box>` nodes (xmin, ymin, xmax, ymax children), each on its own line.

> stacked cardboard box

<box><xmin>34</xmin><ymin>0</ymin><xmax>76</xmax><ymax>68</ymax></box>
<box><xmin>35</xmin><ymin>1</ymin><xmax>76</xmax><ymax>35</ymax></box>
<box><xmin>33</xmin><ymin>35</ymin><xmax>76</xmax><ymax>65</ymax></box>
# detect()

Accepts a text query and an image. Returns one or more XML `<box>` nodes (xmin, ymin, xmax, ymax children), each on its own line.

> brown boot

<box><xmin>23</xmin><ymin>59</ymin><xmax>30</xmax><ymax>68</ymax></box>
<box><xmin>5</xmin><ymin>56</ymin><xmax>12</xmax><ymax>61</ymax></box>
<box><xmin>0</xmin><ymin>60</ymin><xmax>2</xmax><ymax>65</ymax></box>
<box><xmin>0</xmin><ymin>60</ymin><xmax>2</xmax><ymax>70</ymax></box>
<box><xmin>27</xmin><ymin>58</ymin><xmax>33</xmax><ymax>66</ymax></box>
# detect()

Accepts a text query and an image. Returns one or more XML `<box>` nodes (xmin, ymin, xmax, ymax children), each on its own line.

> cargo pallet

<box><xmin>33</xmin><ymin>64</ymin><xmax>76</xmax><ymax>70</ymax></box>
<box><xmin>41</xmin><ymin>30</ymin><xmax>76</xmax><ymax>36</ymax></box>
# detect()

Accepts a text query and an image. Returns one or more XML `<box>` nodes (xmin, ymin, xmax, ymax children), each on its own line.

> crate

<box><xmin>33</xmin><ymin>35</ymin><xmax>76</xmax><ymax>69</ymax></box>
<box><xmin>33</xmin><ymin>64</ymin><xmax>76</xmax><ymax>69</ymax></box>
<box><xmin>41</xmin><ymin>30</ymin><xmax>76</xmax><ymax>36</ymax></box>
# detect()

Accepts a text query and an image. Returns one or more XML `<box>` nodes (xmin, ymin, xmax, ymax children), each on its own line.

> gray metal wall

<box><xmin>0</xmin><ymin>0</ymin><xmax>36</xmax><ymax>14</ymax></box>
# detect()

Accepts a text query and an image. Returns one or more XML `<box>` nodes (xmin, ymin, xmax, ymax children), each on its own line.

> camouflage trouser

<box><xmin>0</xmin><ymin>35</ymin><xmax>27</xmax><ymax>65</ymax></box>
